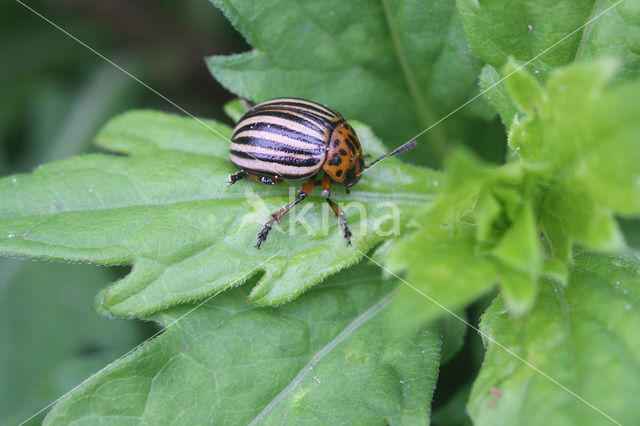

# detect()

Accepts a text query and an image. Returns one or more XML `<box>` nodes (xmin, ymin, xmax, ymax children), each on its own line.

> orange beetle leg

<box><xmin>256</xmin><ymin>177</ymin><xmax>315</xmax><ymax>248</ymax></box>
<box><xmin>321</xmin><ymin>175</ymin><xmax>352</xmax><ymax>245</ymax></box>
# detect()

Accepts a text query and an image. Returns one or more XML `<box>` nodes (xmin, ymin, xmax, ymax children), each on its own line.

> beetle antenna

<box><xmin>364</xmin><ymin>140</ymin><xmax>417</xmax><ymax>169</ymax></box>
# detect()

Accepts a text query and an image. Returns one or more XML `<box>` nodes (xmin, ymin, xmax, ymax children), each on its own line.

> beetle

<box><xmin>227</xmin><ymin>97</ymin><xmax>416</xmax><ymax>248</ymax></box>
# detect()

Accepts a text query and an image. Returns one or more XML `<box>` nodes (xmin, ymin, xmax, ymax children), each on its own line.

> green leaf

<box><xmin>385</xmin><ymin>224</ymin><xmax>498</xmax><ymax>329</ymax></box>
<box><xmin>385</xmin><ymin>150</ymin><xmax>532</xmax><ymax>324</ymax></box>
<box><xmin>463</xmin><ymin>0</ymin><xmax>640</xmax><ymax>132</ymax></box>
<box><xmin>457</xmin><ymin>0</ymin><xmax>640</xmax><ymax>82</ymax></box>
<box><xmin>207</xmin><ymin>0</ymin><xmax>493</xmax><ymax>165</ymax></box>
<box><xmin>479</xmin><ymin>65</ymin><xmax>518</xmax><ymax>128</ymax></box>
<box><xmin>438</xmin><ymin>314</ymin><xmax>468</xmax><ymax>364</ymax></box>
<box><xmin>386</xmin><ymin>58</ymin><xmax>640</xmax><ymax>324</ymax></box>
<box><xmin>0</xmin><ymin>110</ymin><xmax>438</xmax><ymax>317</ymax></box>
<box><xmin>0</xmin><ymin>259</ymin><xmax>143</xmax><ymax>425</ymax></box>
<box><xmin>502</xmin><ymin>59</ymin><xmax>546</xmax><ymax>116</ymax></box>
<box><xmin>44</xmin><ymin>264</ymin><xmax>442</xmax><ymax>424</ymax></box>
<box><xmin>468</xmin><ymin>249</ymin><xmax>640</xmax><ymax>425</ymax></box>
<box><xmin>491</xmin><ymin>202</ymin><xmax>541</xmax><ymax>276</ymax></box>
<box><xmin>515</xmin><ymin>58</ymin><xmax>639</xmax><ymax>251</ymax></box>
<box><xmin>223</xmin><ymin>97</ymin><xmax>249</xmax><ymax>123</ymax></box>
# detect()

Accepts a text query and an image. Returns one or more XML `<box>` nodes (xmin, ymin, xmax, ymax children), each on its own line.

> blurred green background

<box><xmin>0</xmin><ymin>1</ymin><xmax>248</xmax><ymax>423</ymax></box>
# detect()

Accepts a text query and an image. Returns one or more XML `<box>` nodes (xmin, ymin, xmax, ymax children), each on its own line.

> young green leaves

<box><xmin>387</xmin><ymin>58</ymin><xmax>640</xmax><ymax>323</ymax></box>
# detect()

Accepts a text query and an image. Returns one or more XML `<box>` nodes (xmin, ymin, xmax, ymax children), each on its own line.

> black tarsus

<box><xmin>227</xmin><ymin>170</ymin><xmax>247</xmax><ymax>186</ymax></box>
<box><xmin>321</xmin><ymin>185</ymin><xmax>352</xmax><ymax>246</ymax></box>
<box><xmin>228</xmin><ymin>170</ymin><xmax>280</xmax><ymax>186</ymax></box>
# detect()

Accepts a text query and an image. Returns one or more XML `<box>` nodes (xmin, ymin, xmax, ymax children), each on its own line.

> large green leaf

<box><xmin>458</xmin><ymin>0</ymin><xmax>640</xmax><ymax>82</ymax></box>
<box><xmin>44</xmin><ymin>264</ymin><xmax>442</xmax><ymax>424</ymax></box>
<box><xmin>0</xmin><ymin>259</ymin><xmax>143</xmax><ymax>425</ymax></box>
<box><xmin>0</xmin><ymin>110</ymin><xmax>437</xmax><ymax>317</ymax></box>
<box><xmin>468</xmin><ymin>249</ymin><xmax>640</xmax><ymax>425</ymax></box>
<box><xmin>207</xmin><ymin>0</ymin><xmax>494</xmax><ymax>165</ymax></box>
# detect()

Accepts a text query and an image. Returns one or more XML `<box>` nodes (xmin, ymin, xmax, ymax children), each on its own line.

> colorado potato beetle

<box><xmin>227</xmin><ymin>97</ymin><xmax>416</xmax><ymax>248</ymax></box>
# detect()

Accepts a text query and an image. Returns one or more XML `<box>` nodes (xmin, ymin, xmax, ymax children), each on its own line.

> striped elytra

<box><xmin>229</xmin><ymin>98</ymin><xmax>363</xmax><ymax>182</ymax></box>
<box><xmin>227</xmin><ymin>97</ymin><xmax>416</xmax><ymax>248</ymax></box>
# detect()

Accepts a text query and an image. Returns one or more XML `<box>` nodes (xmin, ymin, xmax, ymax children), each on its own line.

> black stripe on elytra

<box><xmin>230</xmin><ymin>149</ymin><xmax>321</xmax><ymax>167</ymax></box>
<box><xmin>244</xmin><ymin>108</ymin><xmax>327</xmax><ymax>132</ymax></box>
<box><xmin>259</xmin><ymin>100</ymin><xmax>340</xmax><ymax>119</ymax></box>
<box><xmin>232</xmin><ymin>136</ymin><xmax>325</xmax><ymax>156</ymax></box>
<box><xmin>234</xmin><ymin>122</ymin><xmax>326</xmax><ymax>147</ymax></box>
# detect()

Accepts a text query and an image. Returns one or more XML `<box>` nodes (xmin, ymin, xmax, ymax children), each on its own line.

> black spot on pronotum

<box><xmin>334</xmin><ymin>139</ymin><xmax>340</xmax><ymax>147</ymax></box>
<box><xmin>339</xmin><ymin>149</ymin><xmax>347</xmax><ymax>156</ymax></box>
<box><xmin>343</xmin><ymin>137</ymin><xmax>356</xmax><ymax>155</ymax></box>
<box><xmin>345</xmin><ymin>166</ymin><xmax>356</xmax><ymax>183</ymax></box>
<box><xmin>329</xmin><ymin>153</ymin><xmax>342</xmax><ymax>166</ymax></box>
<box><xmin>349</xmin><ymin>134</ymin><xmax>361</xmax><ymax>149</ymax></box>
<box><xmin>336</xmin><ymin>169</ymin><xmax>343</xmax><ymax>177</ymax></box>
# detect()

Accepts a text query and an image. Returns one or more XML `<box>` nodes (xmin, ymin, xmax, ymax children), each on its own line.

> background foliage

<box><xmin>1</xmin><ymin>0</ymin><xmax>640</xmax><ymax>425</ymax></box>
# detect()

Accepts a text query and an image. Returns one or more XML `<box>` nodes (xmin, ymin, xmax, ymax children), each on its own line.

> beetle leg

<box><xmin>256</xmin><ymin>177</ymin><xmax>315</xmax><ymax>248</ymax></box>
<box><xmin>320</xmin><ymin>176</ymin><xmax>352</xmax><ymax>245</ymax></box>
<box><xmin>228</xmin><ymin>171</ymin><xmax>283</xmax><ymax>186</ymax></box>
<box><xmin>227</xmin><ymin>170</ymin><xmax>247</xmax><ymax>185</ymax></box>
<box><xmin>257</xmin><ymin>174</ymin><xmax>283</xmax><ymax>185</ymax></box>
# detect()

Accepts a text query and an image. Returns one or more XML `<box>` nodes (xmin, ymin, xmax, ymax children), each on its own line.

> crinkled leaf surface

<box><xmin>468</xmin><ymin>249</ymin><xmax>640</xmax><ymax>425</ymax></box>
<box><xmin>386</xmin><ymin>58</ymin><xmax>640</xmax><ymax>326</ymax></box>
<box><xmin>458</xmin><ymin>0</ymin><xmax>640</xmax><ymax>81</ymax></box>
<box><xmin>208</xmin><ymin>0</ymin><xmax>494</xmax><ymax>164</ymax></box>
<box><xmin>44</xmin><ymin>264</ymin><xmax>442</xmax><ymax>425</ymax></box>
<box><xmin>0</xmin><ymin>110</ymin><xmax>438</xmax><ymax>317</ymax></box>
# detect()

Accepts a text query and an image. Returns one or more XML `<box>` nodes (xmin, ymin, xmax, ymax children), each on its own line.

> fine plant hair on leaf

<box><xmin>0</xmin><ymin>110</ymin><xmax>439</xmax><ymax>318</ymax></box>
<box><xmin>43</xmin><ymin>264</ymin><xmax>443</xmax><ymax>425</ymax></box>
